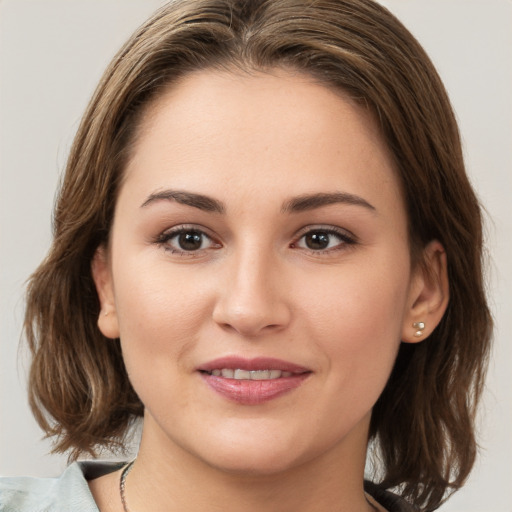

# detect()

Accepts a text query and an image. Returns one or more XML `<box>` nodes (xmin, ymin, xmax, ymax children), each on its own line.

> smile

<box><xmin>198</xmin><ymin>357</ymin><xmax>311</xmax><ymax>405</ymax></box>
<box><xmin>205</xmin><ymin>369</ymin><xmax>294</xmax><ymax>380</ymax></box>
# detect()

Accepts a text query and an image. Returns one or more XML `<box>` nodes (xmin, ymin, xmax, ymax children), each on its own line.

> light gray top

<box><xmin>0</xmin><ymin>461</ymin><xmax>124</xmax><ymax>512</ymax></box>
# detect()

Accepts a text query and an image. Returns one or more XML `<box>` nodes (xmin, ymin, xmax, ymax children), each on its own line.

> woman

<box><xmin>0</xmin><ymin>0</ymin><xmax>491</xmax><ymax>511</ymax></box>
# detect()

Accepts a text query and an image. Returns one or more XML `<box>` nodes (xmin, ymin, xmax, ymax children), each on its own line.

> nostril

<box><xmin>213</xmin><ymin>310</ymin><xmax>290</xmax><ymax>337</ymax></box>
<box><xmin>211</xmin><ymin>275</ymin><xmax>292</xmax><ymax>336</ymax></box>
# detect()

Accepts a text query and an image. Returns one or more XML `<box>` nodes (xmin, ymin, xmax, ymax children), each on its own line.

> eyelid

<box><xmin>154</xmin><ymin>224</ymin><xmax>222</xmax><ymax>255</ymax></box>
<box><xmin>153</xmin><ymin>223</ymin><xmax>356</xmax><ymax>256</ymax></box>
<box><xmin>291</xmin><ymin>225</ymin><xmax>357</xmax><ymax>252</ymax></box>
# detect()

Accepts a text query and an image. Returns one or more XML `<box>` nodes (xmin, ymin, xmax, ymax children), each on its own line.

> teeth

<box><xmin>250</xmin><ymin>370</ymin><xmax>271</xmax><ymax>380</ymax></box>
<box><xmin>209</xmin><ymin>369</ymin><xmax>294</xmax><ymax>380</ymax></box>
<box><xmin>234</xmin><ymin>369</ymin><xmax>251</xmax><ymax>380</ymax></box>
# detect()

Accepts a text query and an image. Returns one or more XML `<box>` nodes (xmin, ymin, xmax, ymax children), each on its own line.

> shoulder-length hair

<box><xmin>25</xmin><ymin>1</ymin><xmax>492</xmax><ymax>510</ymax></box>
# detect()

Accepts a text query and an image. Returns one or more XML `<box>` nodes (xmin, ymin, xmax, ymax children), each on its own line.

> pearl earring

<box><xmin>413</xmin><ymin>321</ymin><xmax>425</xmax><ymax>337</ymax></box>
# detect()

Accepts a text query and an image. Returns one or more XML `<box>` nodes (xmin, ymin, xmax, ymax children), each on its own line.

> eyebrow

<box><xmin>281</xmin><ymin>192</ymin><xmax>376</xmax><ymax>213</ymax></box>
<box><xmin>141</xmin><ymin>190</ymin><xmax>225</xmax><ymax>213</ymax></box>
<box><xmin>140</xmin><ymin>189</ymin><xmax>375</xmax><ymax>215</ymax></box>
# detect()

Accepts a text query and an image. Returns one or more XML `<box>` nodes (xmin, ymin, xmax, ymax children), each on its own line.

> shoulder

<box><xmin>0</xmin><ymin>461</ymin><xmax>125</xmax><ymax>512</ymax></box>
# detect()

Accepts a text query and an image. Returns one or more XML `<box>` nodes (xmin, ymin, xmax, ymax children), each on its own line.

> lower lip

<box><xmin>200</xmin><ymin>373</ymin><xmax>310</xmax><ymax>405</ymax></box>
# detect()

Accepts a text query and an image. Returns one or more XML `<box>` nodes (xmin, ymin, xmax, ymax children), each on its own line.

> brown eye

<box><xmin>304</xmin><ymin>232</ymin><xmax>331</xmax><ymax>250</ymax></box>
<box><xmin>158</xmin><ymin>228</ymin><xmax>217</xmax><ymax>253</ymax></box>
<box><xmin>294</xmin><ymin>228</ymin><xmax>355</xmax><ymax>252</ymax></box>
<box><xmin>177</xmin><ymin>231</ymin><xmax>204</xmax><ymax>251</ymax></box>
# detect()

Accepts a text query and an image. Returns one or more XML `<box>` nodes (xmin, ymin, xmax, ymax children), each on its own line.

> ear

<box><xmin>402</xmin><ymin>240</ymin><xmax>449</xmax><ymax>343</ymax></box>
<box><xmin>91</xmin><ymin>245</ymin><xmax>120</xmax><ymax>339</ymax></box>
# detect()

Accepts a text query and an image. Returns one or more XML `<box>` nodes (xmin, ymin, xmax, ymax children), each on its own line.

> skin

<box><xmin>90</xmin><ymin>68</ymin><xmax>448</xmax><ymax>512</ymax></box>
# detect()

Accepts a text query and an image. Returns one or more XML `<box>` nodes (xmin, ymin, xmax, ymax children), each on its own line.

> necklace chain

<box><xmin>120</xmin><ymin>460</ymin><xmax>135</xmax><ymax>512</ymax></box>
<box><xmin>119</xmin><ymin>459</ymin><xmax>379</xmax><ymax>512</ymax></box>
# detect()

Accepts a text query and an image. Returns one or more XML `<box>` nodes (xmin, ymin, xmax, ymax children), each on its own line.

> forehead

<box><xmin>121</xmin><ymin>67</ymin><xmax>403</xmax><ymax>217</ymax></box>
<box><xmin>137</xmin><ymin>67</ymin><xmax>383</xmax><ymax>148</ymax></box>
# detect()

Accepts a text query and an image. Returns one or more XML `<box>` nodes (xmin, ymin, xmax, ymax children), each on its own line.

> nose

<box><xmin>212</xmin><ymin>247</ymin><xmax>291</xmax><ymax>337</ymax></box>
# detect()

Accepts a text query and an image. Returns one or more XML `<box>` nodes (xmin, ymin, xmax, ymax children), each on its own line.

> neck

<box><xmin>125</xmin><ymin>415</ymin><xmax>376</xmax><ymax>512</ymax></box>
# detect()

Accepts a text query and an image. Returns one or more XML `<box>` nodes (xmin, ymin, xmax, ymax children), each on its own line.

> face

<box><xmin>93</xmin><ymin>68</ymin><xmax>434</xmax><ymax>476</ymax></box>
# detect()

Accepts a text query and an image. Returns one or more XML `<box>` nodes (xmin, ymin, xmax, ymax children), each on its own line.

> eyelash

<box><xmin>290</xmin><ymin>226</ymin><xmax>356</xmax><ymax>254</ymax></box>
<box><xmin>154</xmin><ymin>225</ymin><xmax>356</xmax><ymax>256</ymax></box>
<box><xmin>154</xmin><ymin>225</ymin><xmax>220</xmax><ymax>256</ymax></box>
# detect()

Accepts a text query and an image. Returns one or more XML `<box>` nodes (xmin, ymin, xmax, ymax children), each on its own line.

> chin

<box><xmin>203</xmin><ymin>447</ymin><xmax>305</xmax><ymax>477</ymax></box>
<box><xmin>184</xmin><ymin>423</ymin><xmax>326</xmax><ymax>478</ymax></box>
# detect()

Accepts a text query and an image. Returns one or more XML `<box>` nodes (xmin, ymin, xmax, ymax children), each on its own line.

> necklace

<box><xmin>120</xmin><ymin>460</ymin><xmax>135</xmax><ymax>512</ymax></box>
<box><xmin>365</xmin><ymin>492</ymin><xmax>383</xmax><ymax>512</ymax></box>
<box><xmin>119</xmin><ymin>459</ymin><xmax>380</xmax><ymax>512</ymax></box>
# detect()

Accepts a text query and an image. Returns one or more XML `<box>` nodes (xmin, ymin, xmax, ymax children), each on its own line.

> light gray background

<box><xmin>1</xmin><ymin>1</ymin><xmax>511</xmax><ymax>511</ymax></box>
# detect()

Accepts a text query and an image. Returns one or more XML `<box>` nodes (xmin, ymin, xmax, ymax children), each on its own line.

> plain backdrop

<box><xmin>1</xmin><ymin>1</ymin><xmax>511</xmax><ymax>511</ymax></box>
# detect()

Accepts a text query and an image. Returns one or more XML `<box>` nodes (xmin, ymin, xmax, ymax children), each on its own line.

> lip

<box><xmin>197</xmin><ymin>356</ymin><xmax>311</xmax><ymax>405</ymax></box>
<box><xmin>198</xmin><ymin>356</ymin><xmax>310</xmax><ymax>374</ymax></box>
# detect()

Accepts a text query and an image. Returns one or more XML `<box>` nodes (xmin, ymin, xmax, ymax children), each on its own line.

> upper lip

<box><xmin>197</xmin><ymin>356</ymin><xmax>311</xmax><ymax>374</ymax></box>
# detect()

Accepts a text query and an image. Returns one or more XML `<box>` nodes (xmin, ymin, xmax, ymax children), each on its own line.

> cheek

<box><xmin>111</xmin><ymin>260</ymin><xmax>216</xmax><ymax>427</ymax></box>
<box><xmin>111</xmin><ymin>255</ymin><xmax>212</xmax><ymax>381</ymax></box>
<box><xmin>301</xmin><ymin>255</ymin><xmax>408</xmax><ymax>331</ymax></box>
<box><xmin>296</xmin><ymin>256</ymin><xmax>409</xmax><ymax>392</ymax></box>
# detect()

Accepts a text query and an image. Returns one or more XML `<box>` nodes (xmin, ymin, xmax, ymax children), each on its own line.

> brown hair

<box><xmin>25</xmin><ymin>1</ymin><xmax>492</xmax><ymax>510</ymax></box>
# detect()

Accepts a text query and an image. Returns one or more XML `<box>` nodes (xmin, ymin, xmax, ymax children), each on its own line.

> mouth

<box><xmin>197</xmin><ymin>357</ymin><xmax>311</xmax><ymax>405</ymax></box>
<box><xmin>203</xmin><ymin>369</ymin><xmax>294</xmax><ymax>380</ymax></box>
